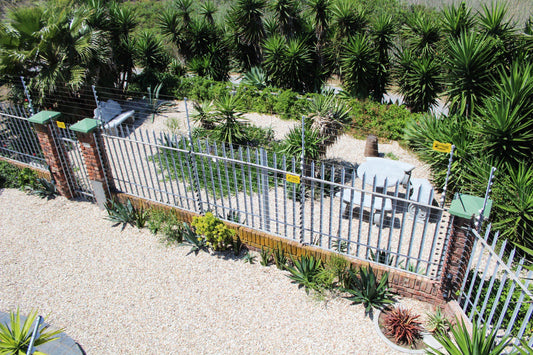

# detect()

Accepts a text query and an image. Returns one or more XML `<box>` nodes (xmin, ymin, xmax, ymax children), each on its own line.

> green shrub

<box><xmin>191</xmin><ymin>212</ymin><xmax>236</xmax><ymax>251</ymax></box>
<box><xmin>0</xmin><ymin>162</ymin><xmax>38</xmax><ymax>190</ymax></box>
<box><xmin>315</xmin><ymin>254</ymin><xmax>349</xmax><ymax>289</ymax></box>
<box><xmin>348</xmin><ymin>99</ymin><xmax>418</xmax><ymax>140</ymax></box>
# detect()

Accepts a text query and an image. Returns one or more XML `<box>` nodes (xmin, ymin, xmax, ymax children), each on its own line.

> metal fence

<box><xmin>458</xmin><ymin>225</ymin><xmax>533</xmax><ymax>349</ymax></box>
<box><xmin>0</xmin><ymin>103</ymin><xmax>46</xmax><ymax>169</ymax></box>
<box><xmin>102</xmin><ymin>125</ymin><xmax>449</xmax><ymax>279</ymax></box>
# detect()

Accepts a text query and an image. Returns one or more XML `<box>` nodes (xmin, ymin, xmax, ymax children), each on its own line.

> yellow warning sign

<box><xmin>56</xmin><ymin>121</ymin><xmax>66</xmax><ymax>129</ymax></box>
<box><xmin>286</xmin><ymin>173</ymin><xmax>300</xmax><ymax>184</ymax></box>
<box><xmin>432</xmin><ymin>140</ymin><xmax>452</xmax><ymax>153</ymax></box>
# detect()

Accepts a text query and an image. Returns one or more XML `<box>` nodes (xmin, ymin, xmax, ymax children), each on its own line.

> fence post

<box><xmin>70</xmin><ymin>118</ymin><xmax>115</xmax><ymax>209</ymax></box>
<box><xmin>28</xmin><ymin>111</ymin><xmax>74</xmax><ymax>198</ymax></box>
<box><xmin>260</xmin><ymin>147</ymin><xmax>270</xmax><ymax>232</ymax></box>
<box><xmin>441</xmin><ymin>193</ymin><xmax>492</xmax><ymax>300</ymax></box>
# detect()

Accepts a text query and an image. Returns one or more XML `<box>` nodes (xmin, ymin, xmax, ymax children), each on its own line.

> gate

<box><xmin>50</xmin><ymin>121</ymin><xmax>95</xmax><ymax>201</ymax></box>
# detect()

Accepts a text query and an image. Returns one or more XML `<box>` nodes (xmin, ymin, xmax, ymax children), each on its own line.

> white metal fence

<box><xmin>458</xmin><ymin>226</ymin><xmax>533</xmax><ymax>349</ymax></box>
<box><xmin>102</xmin><ymin>125</ymin><xmax>449</xmax><ymax>279</ymax></box>
<box><xmin>0</xmin><ymin>103</ymin><xmax>46</xmax><ymax>169</ymax></box>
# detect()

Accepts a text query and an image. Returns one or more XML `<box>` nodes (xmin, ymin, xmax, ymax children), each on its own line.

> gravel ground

<box><xmin>0</xmin><ymin>188</ymin><xmax>431</xmax><ymax>354</ymax></box>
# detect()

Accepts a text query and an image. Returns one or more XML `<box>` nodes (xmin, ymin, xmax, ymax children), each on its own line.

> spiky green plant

<box><xmin>0</xmin><ymin>309</ymin><xmax>63</xmax><ymax>355</ymax></box>
<box><xmin>180</xmin><ymin>223</ymin><xmax>208</xmax><ymax>256</ymax></box>
<box><xmin>105</xmin><ymin>199</ymin><xmax>138</xmax><ymax>230</ymax></box>
<box><xmin>192</xmin><ymin>100</ymin><xmax>216</xmax><ymax>130</ymax></box>
<box><xmin>280</xmin><ymin>124</ymin><xmax>323</xmax><ymax>163</ymax></box>
<box><xmin>286</xmin><ymin>255</ymin><xmax>323</xmax><ymax>293</ymax></box>
<box><xmin>28</xmin><ymin>178</ymin><xmax>57</xmax><ymax>200</ymax></box>
<box><xmin>426</xmin><ymin>307</ymin><xmax>451</xmax><ymax>336</ymax></box>
<box><xmin>427</xmin><ymin>318</ymin><xmax>512</xmax><ymax>355</ymax></box>
<box><xmin>272</xmin><ymin>246</ymin><xmax>287</xmax><ymax>270</ymax></box>
<box><xmin>343</xmin><ymin>266</ymin><xmax>394</xmax><ymax>314</ymax></box>
<box><xmin>213</xmin><ymin>95</ymin><xmax>248</xmax><ymax>145</ymax></box>
<box><xmin>241</xmin><ymin>66</ymin><xmax>267</xmax><ymax>89</ymax></box>
<box><xmin>260</xmin><ymin>247</ymin><xmax>271</xmax><ymax>266</ymax></box>
<box><xmin>243</xmin><ymin>252</ymin><xmax>257</xmax><ymax>264</ymax></box>
<box><xmin>340</xmin><ymin>34</ymin><xmax>378</xmax><ymax>99</ymax></box>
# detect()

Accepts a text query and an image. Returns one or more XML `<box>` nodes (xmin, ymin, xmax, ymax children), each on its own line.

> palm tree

<box><xmin>440</xmin><ymin>2</ymin><xmax>476</xmax><ymax>39</ymax></box>
<box><xmin>199</xmin><ymin>0</ymin><xmax>217</xmax><ymax>25</ymax></box>
<box><xmin>306</xmin><ymin>0</ymin><xmax>331</xmax><ymax>68</ymax></box>
<box><xmin>444</xmin><ymin>31</ymin><xmax>496</xmax><ymax>117</ymax></box>
<box><xmin>213</xmin><ymin>95</ymin><xmax>249</xmax><ymax>145</ymax></box>
<box><xmin>340</xmin><ymin>34</ymin><xmax>378</xmax><ymax>99</ymax></box>
<box><xmin>135</xmin><ymin>31</ymin><xmax>170</xmax><ymax>89</ymax></box>
<box><xmin>401</xmin><ymin>11</ymin><xmax>441</xmax><ymax>58</ymax></box>
<box><xmin>307</xmin><ymin>93</ymin><xmax>350</xmax><ymax>157</ymax></box>
<box><xmin>263</xmin><ymin>36</ymin><xmax>313</xmax><ymax>92</ymax></box>
<box><xmin>370</xmin><ymin>14</ymin><xmax>395</xmax><ymax>102</ymax></box>
<box><xmin>396</xmin><ymin>53</ymin><xmax>442</xmax><ymax>113</ymax></box>
<box><xmin>270</xmin><ymin>0</ymin><xmax>302</xmax><ymax>39</ymax></box>
<box><xmin>227</xmin><ymin>0</ymin><xmax>267</xmax><ymax>70</ymax></box>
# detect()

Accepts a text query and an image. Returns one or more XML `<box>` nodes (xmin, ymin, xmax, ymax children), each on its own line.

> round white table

<box><xmin>357</xmin><ymin>160</ymin><xmax>406</xmax><ymax>188</ymax></box>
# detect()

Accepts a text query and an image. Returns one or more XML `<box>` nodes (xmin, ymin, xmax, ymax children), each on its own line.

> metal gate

<box><xmin>50</xmin><ymin>121</ymin><xmax>95</xmax><ymax>201</ymax></box>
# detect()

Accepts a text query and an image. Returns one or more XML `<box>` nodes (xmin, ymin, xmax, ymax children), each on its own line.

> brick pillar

<box><xmin>70</xmin><ymin>118</ymin><xmax>114</xmax><ymax>209</ymax></box>
<box><xmin>28</xmin><ymin>111</ymin><xmax>73</xmax><ymax>198</ymax></box>
<box><xmin>440</xmin><ymin>215</ymin><xmax>475</xmax><ymax>301</ymax></box>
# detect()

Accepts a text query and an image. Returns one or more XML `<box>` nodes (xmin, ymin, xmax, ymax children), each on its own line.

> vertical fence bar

<box><xmin>260</xmin><ymin>148</ymin><xmax>270</xmax><ymax>232</ymax></box>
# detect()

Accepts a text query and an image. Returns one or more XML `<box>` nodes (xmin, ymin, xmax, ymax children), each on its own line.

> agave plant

<box><xmin>180</xmin><ymin>223</ymin><xmax>208</xmax><ymax>256</ymax></box>
<box><xmin>286</xmin><ymin>255</ymin><xmax>323</xmax><ymax>293</ymax></box>
<box><xmin>343</xmin><ymin>266</ymin><xmax>394</xmax><ymax>314</ymax></box>
<box><xmin>0</xmin><ymin>309</ymin><xmax>63</xmax><ymax>355</ymax></box>
<box><xmin>27</xmin><ymin>178</ymin><xmax>57</xmax><ymax>200</ymax></box>
<box><xmin>241</xmin><ymin>66</ymin><xmax>267</xmax><ymax>89</ymax></box>
<box><xmin>425</xmin><ymin>307</ymin><xmax>451</xmax><ymax>336</ymax></box>
<box><xmin>105</xmin><ymin>199</ymin><xmax>146</xmax><ymax>230</ymax></box>
<box><xmin>427</xmin><ymin>318</ymin><xmax>512</xmax><ymax>355</ymax></box>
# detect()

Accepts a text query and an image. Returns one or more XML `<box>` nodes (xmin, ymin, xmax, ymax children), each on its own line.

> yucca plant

<box><xmin>382</xmin><ymin>307</ymin><xmax>423</xmax><ymax>346</ymax></box>
<box><xmin>279</xmin><ymin>123</ymin><xmax>323</xmax><ymax>163</ymax></box>
<box><xmin>343</xmin><ymin>266</ymin><xmax>394</xmax><ymax>314</ymax></box>
<box><xmin>440</xmin><ymin>2</ymin><xmax>476</xmax><ymax>39</ymax></box>
<box><xmin>427</xmin><ymin>318</ymin><xmax>512</xmax><ymax>355</ymax></box>
<box><xmin>340</xmin><ymin>34</ymin><xmax>378</xmax><ymax>99</ymax></box>
<box><xmin>213</xmin><ymin>95</ymin><xmax>249</xmax><ymax>145</ymax></box>
<box><xmin>0</xmin><ymin>309</ymin><xmax>63</xmax><ymax>355</ymax></box>
<box><xmin>286</xmin><ymin>255</ymin><xmax>323</xmax><ymax>293</ymax></box>
<box><xmin>401</xmin><ymin>11</ymin><xmax>441</xmax><ymax>58</ymax></box>
<box><xmin>192</xmin><ymin>100</ymin><xmax>216</xmax><ymax>130</ymax></box>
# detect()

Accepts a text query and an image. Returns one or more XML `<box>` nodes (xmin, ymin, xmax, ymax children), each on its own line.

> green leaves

<box><xmin>0</xmin><ymin>309</ymin><xmax>63</xmax><ymax>355</ymax></box>
<box><xmin>343</xmin><ymin>266</ymin><xmax>394</xmax><ymax>314</ymax></box>
<box><xmin>286</xmin><ymin>255</ymin><xmax>323</xmax><ymax>293</ymax></box>
<box><xmin>105</xmin><ymin>199</ymin><xmax>147</xmax><ymax>230</ymax></box>
<box><xmin>427</xmin><ymin>319</ymin><xmax>511</xmax><ymax>355</ymax></box>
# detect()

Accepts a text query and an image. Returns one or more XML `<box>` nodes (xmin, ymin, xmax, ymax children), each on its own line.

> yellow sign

<box><xmin>56</xmin><ymin>121</ymin><xmax>66</xmax><ymax>129</ymax></box>
<box><xmin>432</xmin><ymin>141</ymin><xmax>452</xmax><ymax>153</ymax></box>
<box><xmin>286</xmin><ymin>173</ymin><xmax>300</xmax><ymax>184</ymax></box>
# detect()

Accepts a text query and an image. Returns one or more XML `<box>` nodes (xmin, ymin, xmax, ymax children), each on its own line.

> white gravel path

<box><xmin>0</xmin><ymin>188</ymin><xmax>431</xmax><ymax>354</ymax></box>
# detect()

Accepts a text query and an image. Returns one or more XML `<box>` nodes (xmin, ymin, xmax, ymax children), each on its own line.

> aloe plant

<box><xmin>0</xmin><ymin>309</ymin><xmax>63</xmax><ymax>355</ymax></box>
<box><xmin>180</xmin><ymin>223</ymin><xmax>208</xmax><ymax>255</ymax></box>
<box><xmin>343</xmin><ymin>266</ymin><xmax>394</xmax><ymax>313</ymax></box>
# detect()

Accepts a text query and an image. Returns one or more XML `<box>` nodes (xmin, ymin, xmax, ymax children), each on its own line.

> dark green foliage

<box><xmin>241</xmin><ymin>67</ymin><xmax>267</xmax><ymax>89</ymax></box>
<box><xmin>340</xmin><ymin>34</ymin><xmax>378</xmax><ymax>99</ymax></box>
<box><xmin>382</xmin><ymin>307</ymin><xmax>423</xmax><ymax>346</ymax></box>
<box><xmin>427</xmin><ymin>319</ymin><xmax>512</xmax><ymax>355</ymax></box>
<box><xmin>279</xmin><ymin>124</ymin><xmax>323</xmax><ymax>162</ymax></box>
<box><xmin>461</xmin><ymin>269</ymin><xmax>533</xmax><ymax>337</ymax></box>
<box><xmin>286</xmin><ymin>254</ymin><xmax>323</xmax><ymax>293</ymax></box>
<box><xmin>28</xmin><ymin>177</ymin><xmax>57</xmax><ymax>199</ymax></box>
<box><xmin>180</xmin><ymin>223</ymin><xmax>208</xmax><ymax>255</ymax></box>
<box><xmin>213</xmin><ymin>94</ymin><xmax>248</xmax><ymax>145</ymax></box>
<box><xmin>314</xmin><ymin>254</ymin><xmax>349</xmax><ymax>289</ymax></box>
<box><xmin>243</xmin><ymin>251</ymin><xmax>256</xmax><ymax>264</ymax></box>
<box><xmin>272</xmin><ymin>245</ymin><xmax>287</xmax><ymax>270</ymax></box>
<box><xmin>369</xmin><ymin>249</ymin><xmax>394</xmax><ymax>266</ymax></box>
<box><xmin>147</xmin><ymin>208</ymin><xmax>186</xmax><ymax>244</ymax></box>
<box><xmin>395</xmin><ymin>51</ymin><xmax>442</xmax><ymax>113</ymax></box>
<box><xmin>260</xmin><ymin>247</ymin><xmax>271</xmax><ymax>266</ymax></box>
<box><xmin>105</xmin><ymin>199</ymin><xmax>147</xmax><ymax>230</ymax></box>
<box><xmin>0</xmin><ymin>162</ymin><xmax>38</xmax><ymax>190</ymax></box>
<box><xmin>233</xmin><ymin>235</ymin><xmax>244</xmax><ymax>256</ymax></box>
<box><xmin>343</xmin><ymin>266</ymin><xmax>394</xmax><ymax>313</ymax></box>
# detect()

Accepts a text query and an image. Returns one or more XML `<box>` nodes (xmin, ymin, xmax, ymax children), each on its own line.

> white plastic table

<box><xmin>357</xmin><ymin>159</ymin><xmax>408</xmax><ymax>188</ymax></box>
